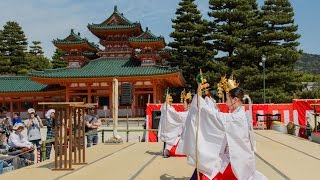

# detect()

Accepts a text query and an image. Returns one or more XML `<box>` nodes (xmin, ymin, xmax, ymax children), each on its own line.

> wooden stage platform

<box><xmin>1</xmin><ymin>130</ymin><xmax>319</xmax><ymax>179</ymax></box>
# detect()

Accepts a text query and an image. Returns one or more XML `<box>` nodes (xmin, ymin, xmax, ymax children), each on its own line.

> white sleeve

<box><xmin>9</xmin><ymin>135</ymin><xmax>32</xmax><ymax>148</ymax></box>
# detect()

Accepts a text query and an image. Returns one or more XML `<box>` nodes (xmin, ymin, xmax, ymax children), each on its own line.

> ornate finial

<box><xmin>217</xmin><ymin>75</ymin><xmax>226</xmax><ymax>99</ymax></box>
<box><xmin>180</xmin><ymin>89</ymin><xmax>186</xmax><ymax>103</ymax></box>
<box><xmin>71</xmin><ymin>29</ymin><xmax>74</xmax><ymax>34</ymax></box>
<box><xmin>165</xmin><ymin>88</ymin><xmax>173</xmax><ymax>104</ymax></box>
<box><xmin>114</xmin><ymin>5</ymin><xmax>118</xmax><ymax>12</ymax></box>
<box><xmin>196</xmin><ymin>70</ymin><xmax>210</xmax><ymax>96</ymax></box>
<box><xmin>146</xmin><ymin>27</ymin><xmax>149</xmax><ymax>32</ymax></box>
<box><xmin>185</xmin><ymin>91</ymin><xmax>192</xmax><ymax>101</ymax></box>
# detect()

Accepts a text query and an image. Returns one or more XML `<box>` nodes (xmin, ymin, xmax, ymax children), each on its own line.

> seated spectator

<box><xmin>11</xmin><ymin>113</ymin><xmax>22</xmax><ymax>126</ymax></box>
<box><xmin>0</xmin><ymin>134</ymin><xmax>29</xmax><ymax>169</ymax></box>
<box><xmin>8</xmin><ymin>123</ymin><xmax>35</xmax><ymax>163</ymax></box>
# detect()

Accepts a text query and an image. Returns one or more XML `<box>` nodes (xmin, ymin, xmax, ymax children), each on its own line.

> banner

<box><xmin>146</xmin><ymin>101</ymin><xmax>315</xmax><ymax>142</ymax></box>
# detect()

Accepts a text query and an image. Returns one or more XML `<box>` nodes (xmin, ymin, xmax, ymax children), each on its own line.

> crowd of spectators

<box><xmin>0</xmin><ymin>106</ymin><xmax>102</xmax><ymax>174</ymax></box>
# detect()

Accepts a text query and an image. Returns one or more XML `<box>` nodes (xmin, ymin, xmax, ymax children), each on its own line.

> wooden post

<box><xmin>112</xmin><ymin>78</ymin><xmax>120</xmax><ymax>139</ymax></box>
<box><xmin>66</xmin><ymin>86</ymin><xmax>70</xmax><ymax>102</ymax></box>
<box><xmin>153</xmin><ymin>81</ymin><xmax>157</xmax><ymax>103</ymax></box>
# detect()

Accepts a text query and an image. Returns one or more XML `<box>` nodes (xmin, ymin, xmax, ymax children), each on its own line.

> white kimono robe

<box><xmin>158</xmin><ymin>103</ymin><xmax>188</xmax><ymax>150</ymax></box>
<box><xmin>178</xmin><ymin>95</ymin><xmax>267</xmax><ymax>180</ymax></box>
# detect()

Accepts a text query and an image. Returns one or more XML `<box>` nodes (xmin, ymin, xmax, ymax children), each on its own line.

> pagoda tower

<box><xmin>87</xmin><ymin>6</ymin><xmax>143</xmax><ymax>58</ymax></box>
<box><xmin>129</xmin><ymin>27</ymin><xmax>167</xmax><ymax>66</ymax></box>
<box><xmin>53</xmin><ymin>29</ymin><xmax>99</xmax><ymax>68</ymax></box>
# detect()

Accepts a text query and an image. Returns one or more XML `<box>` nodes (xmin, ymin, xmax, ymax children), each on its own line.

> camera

<box><xmin>34</xmin><ymin>114</ymin><xmax>38</xmax><ymax>117</ymax></box>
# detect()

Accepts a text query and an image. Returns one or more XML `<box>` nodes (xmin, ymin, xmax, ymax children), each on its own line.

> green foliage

<box><xmin>168</xmin><ymin>0</ymin><xmax>216</xmax><ymax>88</ymax></box>
<box><xmin>295</xmin><ymin>53</ymin><xmax>320</xmax><ymax>74</ymax></box>
<box><xmin>26</xmin><ymin>53</ymin><xmax>51</xmax><ymax>71</ymax></box>
<box><xmin>51</xmin><ymin>48</ymin><xmax>67</xmax><ymax>69</ymax></box>
<box><xmin>29</xmin><ymin>41</ymin><xmax>44</xmax><ymax>55</ymax></box>
<box><xmin>208</xmin><ymin>0</ymin><xmax>260</xmax><ymax>68</ymax></box>
<box><xmin>167</xmin><ymin>0</ymin><xmax>305</xmax><ymax>103</ymax></box>
<box><xmin>26</xmin><ymin>41</ymin><xmax>51</xmax><ymax>72</ymax></box>
<box><xmin>0</xmin><ymin>21</ymin><xmax>28</xmax><ymax>75</ymax></box>
<box><xmin>260</xmin><ymin>0</ymin><xmax>302</xmax><ymax>66</ymax></box>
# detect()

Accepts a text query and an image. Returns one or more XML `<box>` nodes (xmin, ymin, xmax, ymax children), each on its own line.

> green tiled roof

<box><xmin>87</xmin><ymin>6</ymin><xmax>142</xmax><ymax>30</ymax></box>
<box><xmin>87</xmin><ymin>23</ymin><xmax>141</xmax><ymax>30</ymax></box>
<box><xmin>53</xmin><ymin>29</ymin><xmax>99</xmax><ymax>50</ymax></box>
<box><xmin>0</xmin><ymin>76</ymin><xmax>49</xmax><ymax>92</ymax></box>
<box><xmin>129</xmin><ymin>27</ymin><xmax>164</xmax><ymax>42</ymax></box>
<box><xmin>31</xmin><ymin>58</ymin><xmax>180</xmax><ymax>78</ymax></box>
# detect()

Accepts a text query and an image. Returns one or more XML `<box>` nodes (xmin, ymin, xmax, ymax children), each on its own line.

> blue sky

<box><xmin>0</xmin><ymin>0</ymin><xmax>318</xmax><ymax>59</ymax></box>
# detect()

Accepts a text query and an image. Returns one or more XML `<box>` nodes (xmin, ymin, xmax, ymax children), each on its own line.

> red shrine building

<box><xmin>0</xmin><ymin>6</ymin><xmax>185</xmax><ymax>118</ymax></box>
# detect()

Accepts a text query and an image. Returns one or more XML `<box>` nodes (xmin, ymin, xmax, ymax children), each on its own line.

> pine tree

<box><xmin>29</xmin><ymin>41</ymin><xmax>44</xmax><ymax>55</ymax></box>
<box><xmin>51</xmin><ymin>48</ymin><xmax>67</xmax><ymax>69</ymax></box>
<box><xmin>208</xmin><ymin>0</ymin><xmax>260</xmax><ymax>69</ymax></box>
<box><xmin>26</xmin><ymin>53</ymin><xmax>51</xmax><ymax>71</ymax></box>
<box><xmin>27</xmin><ymin>41</ymin><xmax>51</xmax><ymax>71</ymax></box>
<box><xmin>255</xmin><ymin>0</ymin><xmax>303</xmax><ymax>103</ymax></box>
<box><xmin>0</xmin><ymin>21</ymin><xmax>28</xmax><ymax>74</ymax></box>
<box><xmin>260</xmin><ymin>0</ymin><xmax>301</xmax><ymax>66</ymax></box>
<box><xmin>169</xmin><ymin>0</ymin><xmax>215</xmax><ymax>87</ymax></box>
<box><xmin>0</xmin><ymin>30</ymin><xmax>12</xmax><ymax>74</ymax></box>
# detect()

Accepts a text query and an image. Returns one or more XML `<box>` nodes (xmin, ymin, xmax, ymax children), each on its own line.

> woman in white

<box><xmin>8</xmin><ymin>123</ymin><xmax>35</xmax><ymax>162</ymax></box>
<box><xmin>181</xmin><ymin>87</ymin><xmax>267</xmax><ymax>180</ymax></box>
<box><xmin>158</xmin><ymin>97</ymin><xmax>189</xmax><ymax>158</ymax></box>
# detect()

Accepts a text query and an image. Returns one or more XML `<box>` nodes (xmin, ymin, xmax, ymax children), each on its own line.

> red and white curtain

<box><xmin>146</xmin><ymin>100</ymin><xmax>320</xmax><ymax>142</ymax></box>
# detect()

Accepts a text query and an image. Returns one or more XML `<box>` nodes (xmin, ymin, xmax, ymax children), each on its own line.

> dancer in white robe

<box><xmin>158</xmin><ymin>100</ymin><xmax>189</xmax><ymax>157</ymax></box>
<box><xmin>178</xmin><ymin>87</ymin><xmax>267</xmax><ymax>180</ymax></box>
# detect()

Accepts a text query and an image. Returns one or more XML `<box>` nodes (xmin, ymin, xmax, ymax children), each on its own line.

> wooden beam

<box><xmin>38</xmin><ymin>102</ymin><xmax>84</xmax><ymax>105</ymax></box>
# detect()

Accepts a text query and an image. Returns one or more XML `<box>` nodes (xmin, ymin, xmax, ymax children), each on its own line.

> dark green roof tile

<box><xmin>31</xmin><ymin>58</ymin><xmax>180</xmax><ymax>78</ymax></box>
<box><xmin>87</xmin><ymin>6</ymin><xmax>143</xmax><ymax>31</ymax></box>
<box><xmin>53</xmin><ymin>29</ymin><xmax>99</xmax><ymax>50</ymax></box>
<box><xmin>87</xmin><ymin>23</ymin><xmax>141</xmax><ymax>30</ymax></box>
<box><xmin>129</xmin><ymin>27</ymin><xmax>164</xmax><ymax>42</ymax></box>
<box><xmin>0</xmin><ymin>76</ymin><xmax>49</xmax><ymax>92</ymax></box>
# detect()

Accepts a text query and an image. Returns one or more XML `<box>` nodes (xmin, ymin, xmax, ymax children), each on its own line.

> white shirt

<box><xmin>8</xmin><ymin>132</ymin><xmax>33</xmax><ymax>149</ymax></box>
<box><xmin>24</xmin><ymin>118</ymin><xmax>42</xmax><ymax>141</ymax></box>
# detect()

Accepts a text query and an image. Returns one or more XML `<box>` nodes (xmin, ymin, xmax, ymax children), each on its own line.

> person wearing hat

<box><xmin>24</xmin><ymin>108</ymin><xmax>43</xmax><ymax>161</ymax></box>
<box><xmin>8</xmin><ymin>123</ymin><xmax>35</xmax><ymax>163</ymax></box>
<box><xmin>85</xmin><ymin>106</ymin><xmax>101</xmax><ymax>147</ymax></box>
<box><xmin>45</xmin><ymin>109</ymin><xmax>56</xmax><ymax>159</ymax></box>
<box><xmin>0</xmin><ymin>133</ymin><xmax>30</xmax><ymax>169</ymax></box>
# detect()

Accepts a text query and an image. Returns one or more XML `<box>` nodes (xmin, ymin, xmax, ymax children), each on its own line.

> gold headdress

<box><xmin>225</xmin><ymin>75</ymin><xmax>239</xmax><ymax>93</ymax></box>
<box><xmin>217</xmin><ymin>75</ymin><xmax>239</xmax><ymax>101</ymax></box>
<box><xmin>180</xmin><ymin>89</ymin><xmax>192</xmax><ymax>103</ymax></box>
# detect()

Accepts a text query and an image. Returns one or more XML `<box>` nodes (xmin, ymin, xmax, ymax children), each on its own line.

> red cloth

<box><xmin>168</xmin><ymin>141</ymin><xmax>186</xmax><ymax>157</ymax></box>
<box><xmin>197</xmin><ymin>164</ymin><xmax>237</xmax><ymax>180</ymax></box>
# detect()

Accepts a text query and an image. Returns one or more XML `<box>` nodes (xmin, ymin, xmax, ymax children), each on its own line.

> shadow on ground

<box><xmin>145</xmin><ymin>150</ymin><xmax>162</xmax><ymax>156</ymax></box>
<box><xmin>160</xmin><ymin>173</ymin><xmax>190</xmax><ymax>180</ymax></box>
